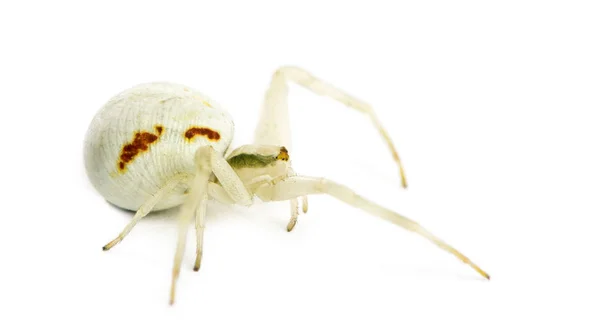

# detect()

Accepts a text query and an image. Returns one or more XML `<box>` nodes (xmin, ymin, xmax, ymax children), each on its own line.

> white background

<box><xmin>1</xmin><ymin>1</ymin><xmax>599</xmax><ymax>334</ymax></box>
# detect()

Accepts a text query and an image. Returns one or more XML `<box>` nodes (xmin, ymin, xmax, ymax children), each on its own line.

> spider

<box><xmin>84</xmin><ymin>66</ymin><xmax>489</xmax><ymax>305</ymax></box>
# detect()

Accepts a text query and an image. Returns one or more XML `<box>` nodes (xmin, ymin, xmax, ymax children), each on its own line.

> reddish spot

<box><xmin>117</xmin><ymin>125</ymin><xmax>164</xmax><ymax>172</ymax></box>
<box><xmin>184</xmin><ymin>127</ymin><xmax>221</xmax><ymax>141</ymax></box>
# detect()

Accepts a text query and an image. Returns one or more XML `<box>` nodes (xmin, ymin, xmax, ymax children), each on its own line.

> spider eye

<box><xmin>276</xmin><ymin>147</ymin><xmax>289</xmax><ymax>161</ymax></box>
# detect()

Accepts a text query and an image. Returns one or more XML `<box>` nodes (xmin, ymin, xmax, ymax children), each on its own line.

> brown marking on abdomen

<box><xmin>184</xmin><ymin>127</ymin><xmax>221</xmax><ymax>142</ymax></box>
<box><xmin>117</xmin><ymin>125</ymin><xmax>164</xmax><ymax>172</ymax></box>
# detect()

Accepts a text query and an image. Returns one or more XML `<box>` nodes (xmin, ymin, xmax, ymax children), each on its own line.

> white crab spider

<box><xmin>84</xmin><ymin>66</ymin><xmax>489</xmax><ymax>305</ymax></box>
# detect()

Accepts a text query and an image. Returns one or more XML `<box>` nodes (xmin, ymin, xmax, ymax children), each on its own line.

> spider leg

<box><xmin>207</xmin><ymin>182</ymin><xmax>235</xmax><ymax>204</ymax></box>
<box><xmin>171</xmin><ymin>169</ymin><xmax>210</xmax><ymax>305</ymax></box>
<box><xmin>170</xmin><ymin>146</ymin><xmax>255</xmax><ymax>305</ymax></box>
<box><xmin>102</xmin><ymin>176</ymin><xmax>185</xmax><ymax>251</ymax></box>
<box><xmin>198</xmin><ymin>147</ymin><xmax>253</xmax><ymax>206</ymax></box>
<box><xmin>287</xmin><ymin>198</ymin><xmax>299</xmax><ymax>232</ymax></box>
<box><xmin>301</xmin><ymin>196</ymin><xmax>308</xmax><ymax>213</ymax></box>
<box><xmin>192</xmin><ymin>177</ymin><xmax>277</xmax><ymax>272</ymax></box>
<box><xmin>170</xmin><ymin>205</ymin><xmax>191</xmax><ymax>305</ymax></box>
<box><xmin>193</xmin><ymin>193</ymin><xmax>208</xmax><ymax>272</ymax></box>
<box><xmin>254</xmin><ymin>176</ymin><xmax>489</xmax><ymax>280</ymax></box>
<box><xmin>254</xmin><ymin>66</ymin><xmax>408</xmax><ymax>188</ymax></box>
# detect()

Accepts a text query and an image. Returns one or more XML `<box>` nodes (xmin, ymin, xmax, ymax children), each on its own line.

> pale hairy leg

<box><xmin>193</xmin><ymin>194</ymin><xmax>208</xmax><ymax>272</ymax></box>
<box><xmin>196</xmin><ymin>180</ymin><xmax>255</xmax><ymax>271</ymax></box>
<box><xmin>287</xmin><ymin>198</ymin><xmax>299</xmax><ymax>232</ymax></box>
<box><xmin>170</xmin><ymin>146</ymin><xmax>255</xmax><ymax>305</ymax></box>
<box><xmin>208</xmin><ymin>182</ymin><xmax>235</xmax><ymax>205</ymax></box>
<box><xmin>255</xmin><ymin>176</ymin><xmax>489</xmax><ymax>280</ymax></box>
<box><xmin>171</xmin><ymin>169</ymin><xmax>210</xmax><ymax>305</ymax></box>
<box><xmin>202</xmin><ymin>147</ymin><xmax>253</xmax><ymax>206</ymax></box>
<box><xmin>301</xmin><ymin>196</ymin><xmax>308</xmax><ymax>213</ymax></box>
<box><xmin>102</xmin><ymin>175</ymin><xmax>186</xmax><ymax>251</ymax></box>
<box><xmin>254</xmin><ymin>66</ymin><xmax>408</xmax><ymax>188</ymax></box>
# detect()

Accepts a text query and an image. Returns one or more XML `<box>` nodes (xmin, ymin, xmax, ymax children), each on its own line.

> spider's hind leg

<box><xmin>102</xmin><ymin>176</ymin><xmax>185</xmax><ymax>251</ymax></box>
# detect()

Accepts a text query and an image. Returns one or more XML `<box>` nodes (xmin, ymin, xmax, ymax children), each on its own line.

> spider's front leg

<box><xmin>254</xmin><ymin>176</ymin><xmax>490</xmax><ymax>280</ymax></box>
<box><xmin>254</xmin><ymin>66</ymin><xmax>408</xmax><ymax>231</ymax></box>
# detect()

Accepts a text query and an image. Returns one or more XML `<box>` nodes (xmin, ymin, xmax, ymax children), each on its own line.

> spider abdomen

<box><xmin>84</xmin><ymin>82</ymin><xmax>234</xmax><ymax>211</ymax></box>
